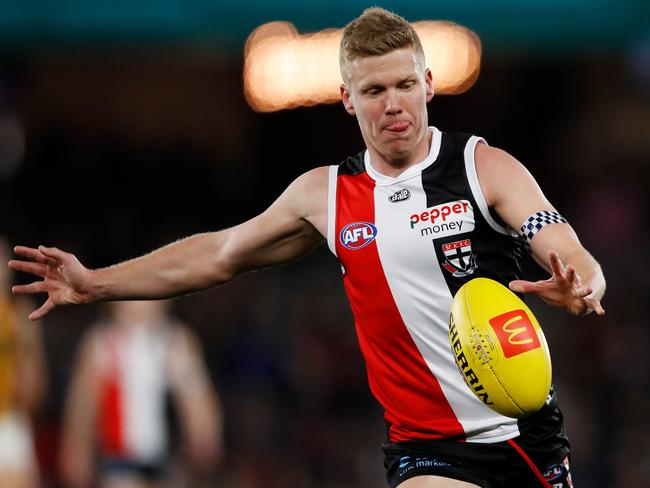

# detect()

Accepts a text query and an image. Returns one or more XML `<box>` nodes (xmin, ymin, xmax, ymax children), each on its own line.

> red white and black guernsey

<box><xmin>327</xmin><ymin>127</ymin><xmax>527</xmax><ymax>444</ymax></box>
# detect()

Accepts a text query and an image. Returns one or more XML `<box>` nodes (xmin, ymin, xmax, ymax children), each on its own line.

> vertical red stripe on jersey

<box><xmin>335</xmin><ymin>173</ymin><xmax>464</xmax><ymax>442</ymax></box>
<box><xmin>98</xmin><ymin>340</ymin><xmax>125</xmax><ymax>457</ymax></box>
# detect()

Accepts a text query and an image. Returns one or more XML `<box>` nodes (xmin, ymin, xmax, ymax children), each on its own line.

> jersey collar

<box><xmin>364</xmin><ymin>126</ymin><xmax>442</xmax><ymax>186</ymax></box>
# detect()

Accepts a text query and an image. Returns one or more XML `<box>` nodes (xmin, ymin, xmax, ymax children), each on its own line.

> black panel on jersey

<box><xmin>421</xmin><ymin>131</ymin><xmax>523</xmax><ymax>298</ymax></box>
<box><xmin>338</xmin><ymin>151</ymin><xmax>366</xmax><ymax>176</ymax></box>
<box><xmin>422</xmin><ymin>132</ymin><xmax>473</xmax><ymax>204</ymax></box>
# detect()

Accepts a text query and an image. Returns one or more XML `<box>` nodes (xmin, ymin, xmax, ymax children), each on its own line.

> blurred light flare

<box><xmin>244</xmin><ymin>20</ymin><xmax>481</xmax><ymax>112</ymax></box>
<box><xmin>414</xmin><ymin>21</ymin><xmax>481</xmax><ymax>95</ymax></box>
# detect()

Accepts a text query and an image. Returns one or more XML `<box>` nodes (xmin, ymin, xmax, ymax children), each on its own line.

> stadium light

<box><xmin>244</xmin><ymin>21</ymin><xmax>481</xmax><ymax>112</ymax></box>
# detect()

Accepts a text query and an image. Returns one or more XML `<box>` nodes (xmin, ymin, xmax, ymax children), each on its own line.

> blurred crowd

<box><xmin>0</xmin><ymin>47</ymin><xmax>648</xmax><ymax>488</ymax></box>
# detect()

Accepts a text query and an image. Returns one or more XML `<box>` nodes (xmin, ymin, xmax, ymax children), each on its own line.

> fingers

<box><xmin>593</xmin><ymin>302</ymin><xmax>605</xmax><ymax>316</ymax></box>
<box><xmin>13</xmin><ymin>246</ymin><xmax>51</xmax><ymax>264</ymax></box>
<box><xmin>565</xmin><ymin>265</ymin><xmax>576</xmax><ymax>284</ymax></box>
<box><xmin>38</xmin><ymin>245</ymin><xmax>69</xmax><ymax>262</ymax></box>
<box><xmin>508</xmin><ymin>280</ymin><xmax>540</xmax><ymax>294</ymax></box>
<box><xmin>548</xmin><ymin>250</ymin><xmax>565</xmax><ymax>277</ymax></box>
<box><xmin>29</xmin><ymin>299</ymin><xmax>56</xmax><ymax>321</ymax></box>
<box><xmin>8</xmin><ymin>260</ymin><xmax>49</xmax><ymax>278</ymax></box>
<box><xmin>584</xmin><ymin>294</ymin><xmax>606</xmax><ymax>316</ymax></box>
<box><xmin>574</xmin><ymin>285</ymin><xmax>593</xmax><ymax>298</ymax></box>
<box><xmin>12</xmin><ymin>281</ymin><xmax>49</xmax><ymax>295</ymax></box>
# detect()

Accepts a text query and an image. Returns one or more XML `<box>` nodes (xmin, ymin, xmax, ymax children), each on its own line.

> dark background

<box><xmin>0</xmin><ymin>2</ymin><xmax>648</xmax><ymax>487</ymax></box>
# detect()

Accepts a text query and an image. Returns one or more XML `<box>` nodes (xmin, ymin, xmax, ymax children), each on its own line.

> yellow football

<box><xmin>449</xmin><ymin>277</ymin><xmax>552</xmax><ymax>418</ymax></box>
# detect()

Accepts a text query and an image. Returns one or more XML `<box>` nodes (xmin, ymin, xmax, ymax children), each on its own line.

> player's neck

<box><xmin>366</xmin><ymin>129</ymin><xmax>432</xmax><ymax>178</ymax></box>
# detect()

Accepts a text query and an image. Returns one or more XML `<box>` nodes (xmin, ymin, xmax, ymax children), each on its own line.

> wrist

<box><xmin>82</xmin><ymin>268</ymin><xmax>109</xmax><ymax>303</ymax></box>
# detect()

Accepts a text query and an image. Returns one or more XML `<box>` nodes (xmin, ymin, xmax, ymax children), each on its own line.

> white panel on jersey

<box><xmin>372</xmin><ymin>145</ymin><xmax>520</xmax><ymax>443</ymax></box>
<box><xmin>365</xmin><ymin>127</ymin><xmax>443</xmax><ymax>186</ymax></box>
<box><xmin>122</xmin><ymin>326</ymin><xmax>169</xmax><ymax>460</ymax></box>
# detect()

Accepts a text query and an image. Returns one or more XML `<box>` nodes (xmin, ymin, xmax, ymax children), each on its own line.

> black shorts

<box><xmin>100</xmin><ymin>457</ymin><xmax>168</xmax><ymax>482</ymax></box>
<box><xmin>383</xmin><ymin>393</ymin><xmax>573</xmax><ymax>487</ymax></box>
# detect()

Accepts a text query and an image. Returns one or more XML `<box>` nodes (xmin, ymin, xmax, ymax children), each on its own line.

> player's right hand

<box><xmin>9</xmin><ymin>245</ymin><xmax>93</xmax><ymax>320</ymax></box>
<box><xmin>509</xmin><ymin>250</ymin><xmax>605</xmax><ymax>316</ymax></box>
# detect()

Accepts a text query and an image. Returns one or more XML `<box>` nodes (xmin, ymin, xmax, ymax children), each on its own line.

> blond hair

<box><xmin>339</xmin><ymin>7</ymin><xmax>425</xmax><ymax>82</ymax></box>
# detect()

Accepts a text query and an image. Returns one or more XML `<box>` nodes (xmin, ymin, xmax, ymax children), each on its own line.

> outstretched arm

<box><xmin>475</xmin><ymin>143</ymin><xmax>605</xmax><ymax>316</ymax></box>
<box><xmin>10</xmin><ymin>167</ymin><xmax>328</xmax><ymax>319</ymax></box>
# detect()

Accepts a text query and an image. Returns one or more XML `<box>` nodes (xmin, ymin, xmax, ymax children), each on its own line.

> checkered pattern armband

<box><xmin>519</xmin><ymin>211</ymin><xmax>568</xmax><ymax>253</ymax></box>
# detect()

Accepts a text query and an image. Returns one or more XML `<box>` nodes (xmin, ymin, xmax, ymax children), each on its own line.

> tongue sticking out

<box><xmin>385</xmin><ymin>121</ymin><xmax>409</xmax><ymax>132</ymax></box>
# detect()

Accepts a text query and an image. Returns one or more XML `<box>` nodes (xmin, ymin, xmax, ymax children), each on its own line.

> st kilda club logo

<box><xmin>441</xmin><ymin>239</ymin><xmax>477</xmax><ymax>277</ymax></box>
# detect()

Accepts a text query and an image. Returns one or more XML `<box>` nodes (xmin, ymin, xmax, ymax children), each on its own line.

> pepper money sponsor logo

<box><xmin>409</xmin><ymin>200</ymin><xmax>474</xmax><ymax>238</ymax></box>
<box><xmin>339</xmin><ymin>222</ymin><xmax>378</xmax><ymax>250</ymax></box>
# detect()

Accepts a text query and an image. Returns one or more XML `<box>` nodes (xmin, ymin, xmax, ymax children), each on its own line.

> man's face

<box><xmin>340</xmin><ymin>47</ymin><xmax>434</xmax><ymax>164</ymax></box>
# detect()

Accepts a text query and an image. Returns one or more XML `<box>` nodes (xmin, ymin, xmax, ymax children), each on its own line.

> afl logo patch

<box><xmin>340</xmin><ymin>222</ymin><xmax>377</xmax><ymax>250</ymax></box>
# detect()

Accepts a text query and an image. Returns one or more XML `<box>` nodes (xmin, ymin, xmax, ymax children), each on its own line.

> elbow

<box><xmin>197</xmin><ymin>229</ymin><xmax>252</xmax><ymax>289</ymax></box>
<box><xmin>209</xmin><ymin>264</ymin><xmax>237</xmax><ymax>287</ymax></box>
<box><xmin>206</xmin><ymin>239</ymin><xmax>239</xmax><ymax>287</ymax></box>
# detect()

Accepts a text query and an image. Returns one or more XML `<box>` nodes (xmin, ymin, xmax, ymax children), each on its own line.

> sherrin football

<box><xmin>449</xmin><ymin>278</ymin><xmax>552</xmax><ymax>418</ymax></box>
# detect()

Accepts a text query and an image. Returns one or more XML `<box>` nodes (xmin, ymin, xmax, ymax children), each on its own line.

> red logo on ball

<box><xmin>489</xmin><ymin>309</ymin><xmax>540</xmax><ymax>358</ymax></box>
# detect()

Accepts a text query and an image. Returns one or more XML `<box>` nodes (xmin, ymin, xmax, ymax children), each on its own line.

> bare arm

<box><xmin>476</xmin><ymin>143</ymin><xmax>605</xmax><ymax>315</ymax></box>
<box><xmin>59</xmin><ymin>330</ymin><xmax>99</xmax><ymax>488</ymax></box>
<box><xmin>10</xmin><ymin>167</ymin><xmax>329</xmax><ymax>319</ymax></box>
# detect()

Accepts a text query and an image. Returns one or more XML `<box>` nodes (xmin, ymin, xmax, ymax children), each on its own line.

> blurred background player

<box><xmin>59</xmin><ymin>300</ymin><xmax>223</xmax><ymax>488</ymax></box>
<box><xmin>0</xmin><ymin>236</ymin><xmax>47</xmax><ymax>488</ymax></box>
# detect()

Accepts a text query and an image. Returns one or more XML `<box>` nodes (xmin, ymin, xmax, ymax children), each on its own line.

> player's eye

<box><xmin>364</xmin><ymin>86</ymin><xmax>383</xmax><ymax>96</ymax></box>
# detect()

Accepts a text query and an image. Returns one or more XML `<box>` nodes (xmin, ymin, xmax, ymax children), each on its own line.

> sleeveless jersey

<box><xmin>94</xmin><ymin>322</ymin><xmax>174</xmax><ymax>462</ymax></box>
<box><xmin>327</xmin><ymin>127</ymin><xmax>526</xmax><ymax>443</ymax></box>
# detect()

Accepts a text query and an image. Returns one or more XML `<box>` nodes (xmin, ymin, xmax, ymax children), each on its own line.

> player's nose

<box><xmin>384</xmin><ymin>89</ymin><xmax>402</xmax><ymax>115</ymax></box>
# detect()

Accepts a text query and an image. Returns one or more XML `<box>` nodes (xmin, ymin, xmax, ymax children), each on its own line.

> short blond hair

<box><xmin>339</xmin><ymin>7</ymin><xmax>425</xmax><ymax>82</ymax></box>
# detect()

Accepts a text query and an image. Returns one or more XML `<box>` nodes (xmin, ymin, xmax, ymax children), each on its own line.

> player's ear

<box><xmin>340</xmin><ymin>84</ymin><xmax>356</xmax><ymax>116</ymax></box>
<box><xmin>424</xmin><ymin>68</ymin><xmax>434</xmax><ymax>102</ymax></box>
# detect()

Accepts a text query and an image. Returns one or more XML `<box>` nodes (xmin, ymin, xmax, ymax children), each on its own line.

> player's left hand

<box><xmin>509</xmin><ymin>250</ymin><xmax>605</xmax><ymax>316</ymax></box>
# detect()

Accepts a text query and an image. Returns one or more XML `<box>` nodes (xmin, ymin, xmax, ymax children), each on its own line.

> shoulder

<box><xmin>337</xmin><ymin>151</ymin><xmax>366</xmax><ymax>176</ymax></box>
<box><xmin>475</xmin><ymin>142</ymin><xmax>522</xmax><ymax>173</ymax></box>
<box><xmin>474</xmin><ymin>143</ymin><xmax>540</xmax><ymax>207</ymax></box>
<box><xmin>291</xmin><ymin>166</ymin><xmax>330</xmax><ymax>191</ymax></box>
<box><xmin>277</xmin><ymin>166</ymin><xmax>330</xmax><ymax>218</ymax></box>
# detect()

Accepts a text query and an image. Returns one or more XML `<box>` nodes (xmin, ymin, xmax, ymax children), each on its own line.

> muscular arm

<box><xmin>475</xmin><ymin>143</ymin><xmax>605</xmax><ymax>315</ymax></box>
<box><xmin>11</xmin><ymin>167</ymin><xmax>329</xmax><ymax>319</ymax></box>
